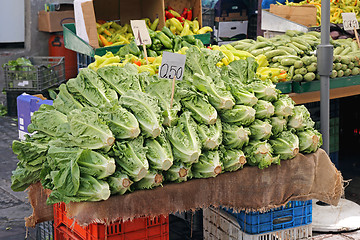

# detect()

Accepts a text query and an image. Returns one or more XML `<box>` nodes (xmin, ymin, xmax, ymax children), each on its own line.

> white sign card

<box><xmin>159</xmin><ymin>51</ymin><xmax>187</xmax><ymax>81</ymax></box>
<box><xmin>342</xmin><ymin>13</ymin><xmax>359</xmax><ymax>31</ymax></box>
<box><xmin>130</xmin><ymin>20</ymin><xmax>152</xmax><ymax>46</ymax></box>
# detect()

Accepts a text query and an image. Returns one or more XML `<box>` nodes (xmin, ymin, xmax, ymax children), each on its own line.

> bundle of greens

<box><xmin>11</xmin><ymin>46</ymin><xmax>321</xmax><ymax>204</ymax></box>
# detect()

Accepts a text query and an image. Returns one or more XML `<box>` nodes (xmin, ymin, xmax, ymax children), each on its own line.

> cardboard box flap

<box><xmin>269</xmin><ymin>4</ymin><xmax>317</xmax><ymax>27</ymax></box>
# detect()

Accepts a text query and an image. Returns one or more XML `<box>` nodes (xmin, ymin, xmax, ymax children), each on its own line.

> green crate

<box><xmin>194</xmin><ymin>32</ymin><xmax>211</xmax><ymax>45</ymax></box>
<box><xmin>63</xmin><ymin>23</ymin><xmax>124</xmax><ymax>57</ymax></box>
<box><xmin>314</xmin><ymin>117</ymin><xmax>339</xmax><ymax>153</ymax></box>
<box><xmin>292</xmin><ymin>75</ymin><xmax>360</xmax><ymax>93</ymax></box>
<box><xmin>276</xmin><ymin>81</ymin><xmax>292</xmax><ymax>94</ymax></box>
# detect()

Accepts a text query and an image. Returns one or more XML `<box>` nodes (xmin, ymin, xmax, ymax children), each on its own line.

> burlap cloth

<box><xmin>25</xmin><ymin>149</ymin><xmax>344</xmax><ymax>227</ymax></box>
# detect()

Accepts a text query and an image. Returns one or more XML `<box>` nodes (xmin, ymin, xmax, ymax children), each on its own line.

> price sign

<box><xmin>130</xmin><ymin>20</ymin><xmax>152</xmax><ymax>46</ymax></box>
<box><xmin>159</xmin><ymin>51</ymin><xmax>187</xmax><ymax>81</ymax></box>
<box><xmin>342</xmin><ymin>13</ymin><xmax>359</xmax><ymax>31</ymax></box>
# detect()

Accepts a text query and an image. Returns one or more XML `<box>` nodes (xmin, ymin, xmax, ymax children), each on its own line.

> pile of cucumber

<box><xmin>231</xmin><ymin>30</ymin><xmax>360</xmax><ymax>82</ymax></box>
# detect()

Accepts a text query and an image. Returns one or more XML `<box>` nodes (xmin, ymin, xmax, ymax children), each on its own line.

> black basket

<box><xmin>3</xmin><ymin>56</ymin><xmax>65</xmax><ymax>92</ymax></box>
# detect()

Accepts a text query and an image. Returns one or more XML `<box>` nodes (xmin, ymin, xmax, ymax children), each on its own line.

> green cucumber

<box><xmin>344</xmin><ymin>69</ymin><xmax>352</xmax><ymax>76</ymax></box>
<box><xmin>287</xmin><ymin>66</ymin><xmax>295</xmax><ymax>81</ymax></box>
<box><xmin>292</xmin><ymin>41</ymin><xmax>309</xmax><ymax>51</ymax></box>
<box><xmin>302</xmin><ymin>56</ymin><xmax>313</xmax><ymax>66</ymax></box>
<box><xmin>351</xmin><ymin>41</ymin><xmax>359</xmax><ymax>52</ymax></box>
<box><xmin>303</xmin><ymin>72</ymin><xmax>316</xmax><ymax>82</ymax></box>
<box><xmin>339</xmin><ymin>47</ymin><xmax>352</xmax><ymax>56</ymax></box>
<box><xmin>285</xmin><ymin>30</ymin><xmax>299</xmax><ymax>37</ymax></box>
<box><xmin>306</xmin><ymin>62</ymin><xmax>317</xmax><ymax>72</ymax></box>
<box><xmin>251</xmin><ymin>47</ymin><xmax>273</xmax><ymax>56</ymax></box>
<box><xmin>333</xmin><ymin>46</ymin><xmax>344</xmax><ymax>55</ymax></box>
<box><xmin>337</xmin><ymin>70</ymin><xmax>344</xmax><ymax>77</ymax></box>
<box><xmin>276</xmin><ymin>46</ymin><xmax>297</xmax><ymax>55</ymax></box>
<box><xmin>264</xmin><ymin>49</ymin><xmax>290</xmax><ymax>59</ymax></box>
<box><xmin>295</xmin><ymin>67</ymin><xmax>307</xmax><ymax>75</ymax></box>
<box><xmin>307</xmin><ymin>31</ymin><xmax>321</xmax><ymax>38</ymax></box>
<box><xmin>341</xmin><ymin>64</ymin><xmax>348</xmax><ymax>71</ymax></box>
<box><xmin>248</xmin><ymin>42</ymin><xmax>272</xmax><ymax>51</ymax></box>
<box><xmin>352</xmin><ymin>67</ymin><xmax>360</xmax><ymax>75</ymax></box>
<box><xmin>330</xmin><ymin>70</ymin><xmax>338</xmax><ymax>78</ymax></box>
<box><xmin>292</xmin><ymin>38</ymin><xmax>312</xmax><ymax>49</ymax></box>
<box><xmin>333</xmin><ymin>55</ymin><xmax>342</xmax><ymax>63</ymax></box>
<box><xmin>335</xmin><ymin>63</ymin><xmax>342</xmax><ymax>71</ymax></box>
<box><xmin>287</xmin><ymin>43</ymin><xmax>304</xmax><ymax>55</ymax></box>
<box><xmin>278</xmin><ymin>66</ymin><xmax>290</xmax><ymax>71</ymax></box>
<box><xmin>280</xmin><ymin>58</ymin><xmax>297</xmax><ymax>66</ymax></box>
<box><xmin>348</xmin><ymin>62</ymin><xmax>355</xmax><ymax>69</ymax></box>
<box><xmin>257</xmin><ymin>36</ymin><xmax>271</xmax><ymax>42</ymax></box>
<box><xmin>294</xmin><ymin>60</ymin><xmax>304</xmax><ymax>69</ymax></box>
<box><xmin>292</xmin><ymin>74</ymin><xmax>303</xmax><ymax>82</ymax></box>
<box><xmin>316</xmin><ymin>74</ymin><xmax>320</xmax><ymax>80</ymax></box>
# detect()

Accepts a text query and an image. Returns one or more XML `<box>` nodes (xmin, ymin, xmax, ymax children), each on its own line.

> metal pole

<box><xmin>317</xmin><ymin>0</ymin><xmax>333</xmax><ymax>154</ymax></box>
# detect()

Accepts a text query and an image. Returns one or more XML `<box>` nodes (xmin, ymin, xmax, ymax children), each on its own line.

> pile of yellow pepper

<box><xmin>277</xmin><ymin>0</ymin><xmax>360</xmax><ymax>25</ymax></box>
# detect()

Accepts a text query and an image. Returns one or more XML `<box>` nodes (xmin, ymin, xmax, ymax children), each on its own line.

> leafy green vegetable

<box><xmin>120</xmin><ymin>90</ymin><xmax>163</xmax><ymax>138</ymax></box>
<box><xmin>271</xmin><ymin>116</ymin><xmax>287</xmax><ymax>137</ymax></box>
<box><xmin>244</xmin><ymin>140</ymin><xmax>280</xmax><ymax>169</ymax></box>
<box><xmin>11</xmin><ymin>165</ymin><xmax>42</xmax><ymax>192</ymax></box>
<box><xmin>288</xmin><ymin>106</ymin><xmax>315</xmax><ymax>131</ymax></box>
<box><xmin>47</xmin><ymin>174</ymin><xmax>111</xmax><ymax>204</ymax></box>
<box><xmin>53</xmin><ymin>84</ymin><xmax>84</xmax><ymax>114</ymax></box>
<box><xmin>99</xmin><ymin>104</ymin><xmax>140</xmax><ymax>139</ymax></box>
<box><xmin>221</xmin><ymin>59</ymin><xmax>248</xmax><ymax>84</ymax></box>
<box><xmin>222</xmin><ymin>123</ymin><xmax>251</xmax><ymax>149</ymax></box>
<box><xmin>269</xmin><ymin>130</ymin><xmax>299</xmax><ymax>160</ymax></box>
<box><xmin>145</xmin><ymin>79</ymin><xmax>180</xmax><ymax>127</ymax></box>
<box><xmin>192</xmin><ymin>73</ymin><xmax>235</xmax><ymax>110</ymax></box>
<box><xmin>77</xmin><ymin>149</ymin><xmax>116</xmax><ymax>179</ymax></box>
<box><xmin>247</xmin><ymin>57</ymin><xmax>258</xmax><ymax>81</ymax></box>
<box><xmin>297</xmin><ymin>129</ymin><xmax>322</xmax><ymax>153</ymax></box>
<box><xmin>192</xmin><ymin>150</ymin><xmax>222</xmax><ymax>178</ymax></box>
<box><xmin>67</xmin><ymin>108</ymin><xmax>115</xmax><ymax>152</ymax></box>
<box><xmin>112</xmin><ymin>136</ymin><xmax>149</xmax><ymax>182</ymax></box>
<box><xmin>164</xmin><ymin>161</ymin><xmax>192</xmax><ymax>183</ymax></box>
<box><xmin>12</xmin><ymin>139</ymin><xmax>48</xmax><ymax>171</ymax></box>
<box><xmin>220</xmin><ymin>146</ymin><xmax>247</xmax><ymax>172</ymax></box>
<box><xmin>107</xmin><ymin>172</ymin><xmax>133</xmax><ymax>195</ymax></box>
<box><xmin>246</xmin><ymin>79</ymin><xmax>279</xmax><ymax>102</ymax></box>
<box><xmin>145</xmin><ymin>133</ymin><xmax>173</xmax><ymax>171</ymax></box>
<box><xmin>133</xmin><ymin>170</ymin><xmax>163</xmax><ymax>190</ymax></box>
<box><xmin>225</xmin><ymin>83</ymin><xmax>258</xmax><ymax>107</ymax></box>
<box><xmin>167</xmin><ymin>112</ymin><xmax>201</xmax><ymax>164</ymax></box>
<box><xmin>27</xmin><ymin>105</ymin><xmax>68</xmax><ymax>137</ymax></box>
<box><xmin>67</xmin><ymin>68</ymin><xmax>117</xmax><ymax>107</ymax></box>
<box><xmin>273</xmin><ymin>95</ymin><xmax>295</xmax><ymax>117</ymax></box>
<box><xmin>253</xmin><ymin>100</ymin><xmax>275</xmax><ymax>119</ymax></box>
<box><xmin>249</xmin><ymin>119</ymin><xmax>272</xmax><ymax>140</ymax></box>
<box><xmin>97</xmin><ymin>65</ymin><xmax>141</xmax><ymax>95</ymax></box>
<box><xmin>180</xmin><ymin>89</ymin><xmax>218</xmax><ymax>125</ymax></box>
<box><xmin>197</xmin><ymin>119</ymin><xmax>222</xmax><ymax>150</ymax></box>
<box><xmin>220</xmin><ymin>105</ymin><xmax>256</xmax><ymax>126</ymax></box>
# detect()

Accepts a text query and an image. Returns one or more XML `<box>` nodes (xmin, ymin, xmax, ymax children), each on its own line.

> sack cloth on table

<box><xmin>25</xmin><ymin>148</ymin><xmax>343</xmax><ymax>227</ymax></box>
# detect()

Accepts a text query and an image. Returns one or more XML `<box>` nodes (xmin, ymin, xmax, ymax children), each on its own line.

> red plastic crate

<box><xmin>54</xmin><ymin>202</ymin><xmax>169</xmax><ymax>240</ymax></box>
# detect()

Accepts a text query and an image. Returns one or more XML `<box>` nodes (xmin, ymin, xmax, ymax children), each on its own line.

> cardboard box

<box><xmin>38</xmin><ymin>4</ymin><xmax>75</xmax><ymax>32</ymax></box>
<box><xmin>215</xmin><ymin>9</ymin><xmax>247</xmax><ymax>22</ymax></box>
<box><xmin>269</xmin><ymin>4</ymin><xmax>317</xmax><ymax>27</ymax></box>
<box><xmin>214</xmin><ymin>21</ymin><xmax>248</xmax><ymax>42</ymax></box>
<box><xmin>164</xmin><ymin>0</ymin><xmax>202</xmax><ymax>27</ymax></box>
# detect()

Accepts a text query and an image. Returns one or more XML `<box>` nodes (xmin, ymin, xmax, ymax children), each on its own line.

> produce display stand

<box><xmin>289</xmin><ymin>75</ymin><xmax>360</xmax><ymax>104</ymax></box>
<box><xmin>275</xmin><ymin>81</ymin><xmax>292</xmax><ymax>94</ymax></box>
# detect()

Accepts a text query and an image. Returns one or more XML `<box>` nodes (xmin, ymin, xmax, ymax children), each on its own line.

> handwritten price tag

<box><xmin>342</xmin><ymin>13</ymin><xmax>359</xmax><ymax>31</ymax></box>
<box><xmin>130</xmin><ymin>20</ymin><xmax>152</xmax><ymax>46</ymax></box>
<box><xmin>159</xmin><ymin>51</ymin><xmax>187</xmax><ymax>81</ymax></box>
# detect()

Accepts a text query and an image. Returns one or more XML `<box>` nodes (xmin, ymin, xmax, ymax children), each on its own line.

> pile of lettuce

<box><xmin>11</xmin><ymin>46</ymin><xmax>322</xmax><ymax>204</ymax></box>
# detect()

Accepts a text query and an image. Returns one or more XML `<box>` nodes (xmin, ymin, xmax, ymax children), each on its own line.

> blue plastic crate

<box><xmin>223</xmin><ymin>200</ymin><xmax>312</xmax><ymax>235</ymax></box>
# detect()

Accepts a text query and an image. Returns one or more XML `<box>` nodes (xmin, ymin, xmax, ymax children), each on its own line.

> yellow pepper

<box><xmin>197</xmin><ymin>26</ymin><xmax>213</xmax><ymax>34</ymax></box>
<box><xmin>192</xmin><ymin>20</ymin><xmax>200</xmax><ymax>34</ymax></box>
<box><xmin>169</xmin><ymin>18</ymin><xmax>183</xmax><ymax>32</ymax></box>
<box><xmin>138</xmin><ymin>65</ymin><xmax>155</xmax><ymax>75</ymax></box>
<box><xmin>180</xmin><ymin>22</ymin><xmax>192</xmax><ymax>37</ymax></box>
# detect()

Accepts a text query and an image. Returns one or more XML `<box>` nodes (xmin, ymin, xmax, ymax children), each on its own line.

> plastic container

<box><xmin>77</xmin><ymin>53</ymin><xmax>94</xmax><ymax>73</ymax></box>
<box><xmin>203</xmin><ymin>206</ymin><xmax>312</xmax><ymax>240</ymax></box>
<box><xmin>3</xmin><ymin>56</ymin><xmax>65</xmax><ymax>92</ymax></box>
<box><xmin>275</xmin><ymin>81</ymin><xmax>292</xmax><ymax>94</ymax></box>
<box><xmin>222</xmin><ymin>200</ymin><xmax>312</xmax><ymax>235</ymax></box>
<box><xmin>36</xmin><ymin>221</ymin><xmax>54</xmax><ymax>240</ymax></box>
<box><xmin>54</xmin><ymin>202</ymin><xmax>169</xmax><ymax>240</ymax></box>
<box><xmin>17</xmin><ymin>94</ymin><xmax>53</xmax><ymax>139</ymax></box>
<box><xmin>49</xmin><ymin>34</ymin><xmax>78</xmax><ymax>79</ymax></box>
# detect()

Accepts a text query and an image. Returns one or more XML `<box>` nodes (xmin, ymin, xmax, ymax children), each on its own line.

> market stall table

<box><xmin>25</xmin><ymin>149</ymin><xmax>343</xmax><ymax>227</ymax></box>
